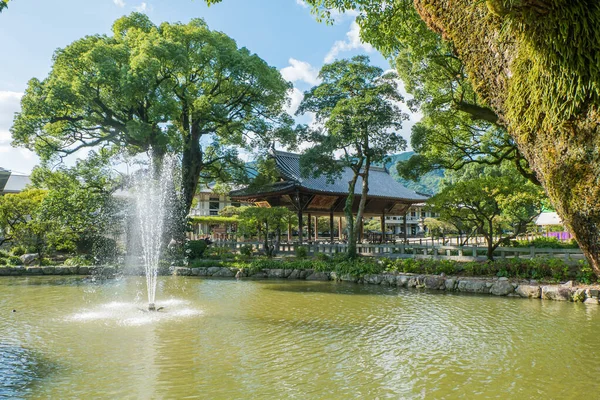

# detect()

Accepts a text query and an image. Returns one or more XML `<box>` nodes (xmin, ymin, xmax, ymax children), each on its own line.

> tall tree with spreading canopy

<box><xmin>296</xmin><ymin>56</ymin><xmax>408</xmax><ymax>258</ymax></box>
<box><xmin>11</xmin><ymin>13</ymin><xmax>292</xmax><ymax>215</ymax></box>
<box><xmin>208</xmin><ymin>0</ymin><xmax>600</xmax><ymax>276</ymax></box>
<box><xmin>429</xmin><ymin>163</ymin><xmax>544</xmax><ymax>260</ymax></box>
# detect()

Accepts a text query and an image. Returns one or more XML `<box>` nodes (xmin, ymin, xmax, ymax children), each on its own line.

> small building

<box><xmin>229</xmin><ymin>151</ymin><xmax>428</xmax><ymax>243</ymax></box>
<box><xmin>188</xmin><ymin>186</ymin><xmax>241</xmax><ymax>238</ymax></box>
<box><xmin>0</xmin><ymin>168</ymin><xmax>31</xmax><ymax>195</ymax></box>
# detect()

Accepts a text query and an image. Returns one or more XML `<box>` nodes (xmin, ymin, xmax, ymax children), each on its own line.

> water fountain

<box><xmin>133</xmin><ymin>154</ymin><xmax>178</xmax><ymax>311</ymax></box>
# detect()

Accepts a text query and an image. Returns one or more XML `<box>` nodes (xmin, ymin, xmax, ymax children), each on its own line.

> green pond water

<box><xmin>1</xmin><ymin>276</ymin><xmax>600</xmax><ymax>399</ymax></box>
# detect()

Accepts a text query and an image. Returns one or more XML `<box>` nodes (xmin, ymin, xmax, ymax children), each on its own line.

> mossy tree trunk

<box><xmin>414</xmin><ymin>0</ymin><xmax>600</xmax><ymax>275</ymax></box>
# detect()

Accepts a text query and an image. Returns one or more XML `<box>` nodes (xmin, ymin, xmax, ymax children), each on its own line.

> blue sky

<box><xmin>0</xmin><ymin>0</ymin><xmax>418</xmax><ymax>173</ymax></box>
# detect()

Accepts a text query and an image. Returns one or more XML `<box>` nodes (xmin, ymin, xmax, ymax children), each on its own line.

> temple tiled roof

<box><xmin>230</xmin><ymin>151</ymin><xmax>428</xmax><ymax>202</ymax></box>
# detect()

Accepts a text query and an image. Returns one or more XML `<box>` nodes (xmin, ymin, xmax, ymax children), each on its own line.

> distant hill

<box><xmin>385</xmin><ymin>152</ymin><xmax>443</xmax><ymax>195</ymax></box>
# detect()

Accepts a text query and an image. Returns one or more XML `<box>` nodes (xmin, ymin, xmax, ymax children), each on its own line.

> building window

<box><xmin>411</xmin><ymin>211</ymin><xmax>416</xmax><ymax>217</ymax></box>
<box><xmin>421</xmin><ymin>211</ymin><xmax>426</xmax><ymax>218</ymax></box>
<box><xmin>209</xmin><ymin>197</ymin><xmax>220</xmax><ymax>216</ymax></box>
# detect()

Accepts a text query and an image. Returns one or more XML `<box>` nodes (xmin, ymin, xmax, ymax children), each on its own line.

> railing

<box><xmin>212</xmin><ymin>240</ymin><xmax>585</xmax><ymax>263</ymax></box>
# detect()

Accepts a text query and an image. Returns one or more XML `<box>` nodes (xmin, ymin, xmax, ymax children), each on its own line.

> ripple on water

<box><xmin>64</xmin><ymin>299</ymin><xmax>203</xmax><ymax>327</ymax></box>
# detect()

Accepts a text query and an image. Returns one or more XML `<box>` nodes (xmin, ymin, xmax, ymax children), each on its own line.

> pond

<box><xmin>1</xmin><ymin>276</ymin><xmax>599</xmax><ymax>399</ymax></box>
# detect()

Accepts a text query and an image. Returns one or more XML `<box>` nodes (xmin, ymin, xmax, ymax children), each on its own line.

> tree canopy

<box><xmin>12</xmin><ymin>13</ymin><xmax>292</xmax><ymax>214</ymax></box>
<box><xmin>428</xmin><ymin>164</ymin><xmax>545</xmax><ymax>260</ymax></box>
<box><xmin>296</xmin><ymin>56</ymin><xmax>407</xmax><ymax>257</ymax></box>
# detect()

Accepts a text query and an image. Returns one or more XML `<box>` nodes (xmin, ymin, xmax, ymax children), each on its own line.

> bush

<box><xmin>190</xmin><ymin>259</ymin><xmax>222</xmax><ymax>268</ymax></box>
<box><xmin>205</xmin><ymin>246</ymin><xmax>235</xmax><ymax>259</ymax></box>
<box><xmin>295</xmin><ymin>246</ymin><xmax>308</xmax><ymax>259</ymax></box>
<box><xmin>10</xmin><ymin>245</ymin><xmax>26</xmax><ymax>256</ymax></box>
<box><xmin>7</xmin><ymin>256</ymin><xmax>22</xmax><ymax>266</ymax></box>
<box><xmin>315</xmin><ymin>253</ymin><xmax>330</xmax><ymax>261</ymax></box>
<box><xmin>64</xmin><ymin>255</ymin><xmax>92</xmax><ymax>266</ymax></box>
<box><xmin>239</xmin><ymin>244</ymin><xmax>253</xmax><ymax>257</ymax></box>
<box><xmin>576</xmin><ymin>260</ymin><xmax>595</xmax><ymax>284</ymax></box>
<box><xmin>186</xmin><ymin>240</ymin><xmax>207</xmax><ymax>260</ymax></box>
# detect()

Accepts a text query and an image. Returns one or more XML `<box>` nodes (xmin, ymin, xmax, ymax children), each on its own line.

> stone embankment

<box><xmin>172</xmin><ymin>266</ymin><xmax>600</xmax><ymax>304</ymax></box>
<box><xmin>1</xmin><ymin>264</ymin><xmax>598</xmax><ymax>304</ymax></box>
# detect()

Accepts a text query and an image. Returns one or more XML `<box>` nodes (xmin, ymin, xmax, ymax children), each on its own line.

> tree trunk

<box><xmin>345</xmin><ymin>175</ymin><xmax>359</xmax><ymax>258</ymax></box>
<box><xmin>351</xmin><ymin>159</ymin><xmax>370</xmax><ymax>258</ymax></box>
<box><xmin>414</xmin><ymin>0</ymin><xmax>600</xmax><ymax>275</ymax></box>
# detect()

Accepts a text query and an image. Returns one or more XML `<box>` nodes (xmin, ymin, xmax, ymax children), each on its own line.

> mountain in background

<box><xmin>384</xmin><ymin>151</ymin><xmax>443</xmax><ymax>195</ymax></box>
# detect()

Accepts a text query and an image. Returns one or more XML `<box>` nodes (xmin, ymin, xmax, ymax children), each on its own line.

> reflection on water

<box><xmin>1</xmin><ymin>276</ymin><xmax>600</xmax><ymax>398</ymax></box>
<box><xmin>0</xmin><ymin>344</ymin><xmax>57</xmax><ymax>399</ymax></box>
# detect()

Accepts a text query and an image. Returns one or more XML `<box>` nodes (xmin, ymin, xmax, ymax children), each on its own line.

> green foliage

<box><xmin>512</xmin><ymin>237</ymin><xmax>579</xmax><ymax>249</ymax></box>
<box><xmin>205</xmin><ymin>246</ymin><xmax>235</xmax><ymax>260</ymax></box>
<box><xmin>295</xmin><ymin>246</ymin><xmax>308</xmax><ymax>259</ymax></box>
<box><xmin>428</xmin><ymin>163</ymin><xmax>544</xmax><ymax>259</ymax></box>
<box><xmin>296</xmin><ymin>56</ymin><xmax>408</xmax><ymax>258</ymax></box>
<box><xmin>239</xmin><ymin>244</ymin><xmax>253</xmax><ymax>257</ymax></box>
<box><xmin>186</xmin><ymin>240</ymin><xmax>208</xmax><ymax>260</ymax></box>
<box><xmin>12</xmin><ymin>12</ymin><xmax>292</xmax><ymax>214</ymax></box>
<box><xmin>189</xmin><ymin>216</ymin><xmax>239</xmax><ymax>225</ymax></box>
<box><xmin>6</xmin><ymin>256</ymin><xmax>22</xmax><ymax>266</ymax></box>
<box><xmin>190</xmin><ymin>259</ymin><xmax>223</xmax><ymax>268</ymax></box>
<box><xmin>0</xmin><ymin>189</ymin><xmax>69</xmax><ymax>262</ymax></box>
<box><xmin>238</xmin><ymin>207</ymin><xmax>294</xmax><ymax>257</ymax></box>
<box><xmin>576</xmin><ymin>260</ymin><xmax>595</xmax><ymax>285</ymax></box>
<box><xmin>64</xmin><ymin>255</ymin><xmax>93</xmax><ymax>266</ymax></box>
<box><xmin>10</xmin><ymin>245</ymin><xmax>26</xmax><ymax>256</ymax></box>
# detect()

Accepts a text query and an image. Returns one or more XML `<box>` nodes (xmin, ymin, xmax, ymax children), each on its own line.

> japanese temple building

<box><xmin>229</xmin><ymin>151</ymin><xmax>428</xmax><ymax>243</ymax></box>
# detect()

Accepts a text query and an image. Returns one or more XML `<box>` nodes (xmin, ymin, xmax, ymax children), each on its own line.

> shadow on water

<box><xmin>0</xmin><ymin>344</ymin><xmax>60</xmax><ymax>399</ymax></box>
<box><xmin>0</xmin><ymin>276</ymin><xmax>123</xmax><ymax>287</ymax></box>
<box><xmin>258</xmin><ymin>280</ymin><xmax>402</xmax><ymax>296</ymax></box>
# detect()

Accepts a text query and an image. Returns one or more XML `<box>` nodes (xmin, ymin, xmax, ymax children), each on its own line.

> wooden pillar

<box><xmin>329</xmin><ymin>212</ymin><xmax>334</xmax><ymax>243</ymax></box>
<box><xmin>307</xmin><ymin>213</ymin><xmax>312</xmax><ymax>243</ymax></box>
<box><xmin>338</xmin><ymin>216</ymin><xmax>343</xmax><ymax>240</ymax></box>
<box><xmin>314</xmin><ymin>215</ymin><xmax>318</xmax><ymax>241</ymax></box>
<box><xmin>287</xmin><ymin>221</ymin><xmax>292</xmax><ymax>243</ymax></box>
<box><xmin>380</xmin><ymin>212</ymin><xmax>386</xmax><ymax>243</ymax></box>
<box><xmin>403</xmin><ymin>210</ymin><xmax>408</xmax><ymax>244</ymax></box>
<box><xmin>297</xmin><ymin>209</ymin><xmax>303</xmax><ymax>244</ymax></box>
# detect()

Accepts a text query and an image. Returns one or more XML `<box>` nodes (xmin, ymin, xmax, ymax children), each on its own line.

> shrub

<box><xmin>186</xmin><ymin>240</ymin><xmax>207</xmax><ymax>260</ymax></box>
<box><xmin>239</xmin><ymin>244</ymin><xmax>253</xmax><ymax>257</ymax></box>
<box><xmin>295</xmin><ymin>246</ymin><xmax>308</xmax><ymax>259</ymax></box>
<box><xmin>7</xmin><ymin>256</ymin><xmax>22</xmax><ymax>266</ymax></box>
<box><xmin>205</xmin><ymin>246</ymin><xmax>233</xmax><ymax>258</ymax></box>
<box><xmin>10</xmin><ymin>245</ymin><xmax>26</xmax><ymax>256</ymax></box>
<box><xmin>190</xmin><ymin>259</ymin><xmax>222</xmax><ymax>268</ymax></box>
<box><xmin>576</xmin><ymin>260</ymin><xmax>595</xmax><ymax>284</ymax></box>
<box><xmin>64</xmin><ymin>256</ymin><xmax>92</xmax><ymax>266</ymax></box>
<box><xmin>315</xmin><ymin>253</ymin><xmax>330</xmax><ymax>261</ymax></box>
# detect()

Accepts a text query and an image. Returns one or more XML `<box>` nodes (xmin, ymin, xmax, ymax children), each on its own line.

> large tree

<box><xmin>209</xmin><ymin>0</ymin><xmax>600</xmax><ymax>276</ymax></box>
<box><xmin>11</xmin><ymin>13</ymin><xmax>291</xmax><ymax>214</ymax></box>
<box><xmin>296</xmin><ymin>56</ymin><xmax>408</xmax><ymax>258</ymax></box>
<box><xmin>429</xmin><ymin>164</ymin><xmax>544</xmax><ymax>260</ymax></box>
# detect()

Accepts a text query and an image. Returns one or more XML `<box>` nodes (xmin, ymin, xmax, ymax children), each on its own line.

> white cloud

<box><xmin>134</xmin><ymin>2</ymin><xmax>152</xmax><ymax>12</ymax></box>
<box><xmin>285</xmin><ymin>87</ymin><xmax>304</xmax><ymax>115</ymax></box>
<box><xmin>280</xmin><ymin>58</ymin><xmax>321</xmax><ymax>86</ymax></box>
<box><xmin>324</xmin><ymin>20</ymin><xmax>373</xmax><ymax>63</ymax></box>
<box><xmin>296</xmin><ymin>0</ymin><xmax>309</xmax><ymax>8</ymax></box>
<box><xmin>113</xmin><ymin>0</ymin><xmax>126</xmax><ymax>7</ymax></box>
